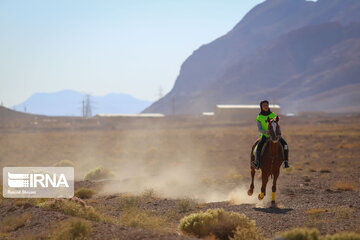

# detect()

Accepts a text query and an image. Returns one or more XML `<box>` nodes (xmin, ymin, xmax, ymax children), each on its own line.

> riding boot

<box><xmin>283</xmin><ymin>148</ymin><xmax>289</xmax><ymax>168</ymax></box>
<box><xmin>255</xmin><ymin>150</ymin><xmax>261</xmax><ymax>169</ymax></box>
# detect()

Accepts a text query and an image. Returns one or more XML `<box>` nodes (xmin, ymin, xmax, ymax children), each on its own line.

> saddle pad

<box><xmin>253</xmin><ymin>139</ymin><xmax>284</xmax><ymax>159</ymax></box>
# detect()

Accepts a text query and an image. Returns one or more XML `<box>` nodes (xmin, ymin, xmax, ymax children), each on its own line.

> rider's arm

<box><xmin>257</xmin><ymin>120</ymin><xmax>267</xmax><ymax>134</ymax></box>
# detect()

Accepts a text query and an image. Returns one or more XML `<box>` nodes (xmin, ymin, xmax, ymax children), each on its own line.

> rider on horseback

<box><xmin>254</xmin><ymin>100</ymin><xmax>290</xmax><ymax>169</ymax></box>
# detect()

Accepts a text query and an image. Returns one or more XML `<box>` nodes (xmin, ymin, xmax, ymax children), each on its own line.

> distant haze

<box><xmin>13</xmin><ymin>90</ymin><xmax>152</xmax><ymax>116</ymax></box>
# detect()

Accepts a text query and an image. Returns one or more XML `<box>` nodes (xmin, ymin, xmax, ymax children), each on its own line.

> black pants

<box><xmin>257</xmin><ymin>136</ymin><xmax>289</xmax><ymax>161</ymax></box>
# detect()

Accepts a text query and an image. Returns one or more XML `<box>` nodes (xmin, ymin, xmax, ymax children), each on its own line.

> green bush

<box><xmin>322</xmin><ymin>232</ymin><xmax>360</xmax><ymax>240</ymax></box>
<box><xmin>179</xmin><ymin>208</ymin><xmax>257</xmax><ymax>240</ymax></box>
<box><xmin>279</xmin><ymin>227</ymin><xmax>320</xmax><ymax>240</ymax></box>
<box><xmin>74</xmin><ymin>188</ymin><xmax>95</xmax><ymax>199</ymax></box>
<box><xmin>84</xmin><ymin>167</ymin><xmax>114</xmax><ymax>181</ymax></box>
<box><xmin>50</xmin><ymin>218</ymin><xmax>92</xmax><ymax>240</ymax></box>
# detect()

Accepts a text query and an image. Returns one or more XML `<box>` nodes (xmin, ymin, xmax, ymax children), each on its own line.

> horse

<box><xmin>247</xmin><ymin>116</ymin><xmax>284</xmax><ymax>204</ymax></box>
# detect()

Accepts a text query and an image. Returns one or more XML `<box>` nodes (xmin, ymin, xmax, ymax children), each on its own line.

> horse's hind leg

<box><xmin>271</xmin><ymin>170</ymin><xmax>280</xmax><ymax>204</ymax></box>
<box><xmin>248</xmin><ymin>167</ymin><xmax>255</xmax><ymax>196</ymax></box>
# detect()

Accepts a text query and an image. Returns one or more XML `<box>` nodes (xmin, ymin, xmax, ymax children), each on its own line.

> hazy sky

<box><xmin>0</xmin><ymin>0</ymin><xmax>264</xmax><ymax>107</ymax></box>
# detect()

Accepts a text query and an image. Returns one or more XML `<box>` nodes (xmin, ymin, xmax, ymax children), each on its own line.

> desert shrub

<box><xmin>179</xmin><ymin>208</ymin><xmax>257</xmax><ymax>240</ymax></box>
<box><xmin>118</xmin><ymin>195</ymin><xmax>140</xmax><ymax>210</ymax></box>
<box><xmin>322</xmin><ymin>232</ymin><xmax>360</xmax><ymax>240</ymax></box>
<box><xmin>41</xmin><ymin>199</ymin><xmax>113</xmax><ymax>223</ymax></box>
<box><xmin>119</xmin><ymin>208</ymin><xmax>169</xmax><ymax>232</ymax></box>
<box><xmin>166</xmin><ymin>209</ymin><xmax>180</xmax><ymax>221</ymax></box>
<box><xmin>84</xmin><ymin>167</ymin><xmax>114</xmax><ymax>181</ymax></box>
<box><xmin>177</xmin><ymin>198</ymin><xmax>197</xmax><ymax>213</ymax></box>
<box><xmin>13</xmin><ymin>199</ymin><xmax>37</xmax><ymax>209</ymax></box>
<box><xmin>50</xmin><ymin>218</ymin><xmax>92</xmax><ymax>240</ymax></box>
<box><xmin>74</xmin><ymin>188</ymin><xmax>95</xmax><ymax>199</ymax></box>
<box><xmin>53</xmin><ymin>160</ymin><xmax>75</xmax><ymax>167</ymax></box>
<box><xmin>330</xmin><ymin>206</ymin><xmax>354</xmax><ymax>220</ymax></box>
<box><xmin>141</xmin><ymin>188</ymin><xmax>158</xmax><ymax>199</ymax></box>
<box><xmin>1</xmin><ymin>212</ymin><xmax>30</xmax><ymax>232</ymax></box>
<box><xmin>279</xmin><ymin>227</ymin><xmax>320</xmax><ymax>240</ymax></box>
<box><xmin>229</xmin><ymin>225</ymin><xmax>264</xmax><ymax>240</ymax></box>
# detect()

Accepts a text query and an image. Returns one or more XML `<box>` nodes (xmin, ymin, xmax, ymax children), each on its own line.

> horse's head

<box><xmin>266</xmin><ymin>116</ymin><xmax>280</xmax><ymax>143</ymax></box>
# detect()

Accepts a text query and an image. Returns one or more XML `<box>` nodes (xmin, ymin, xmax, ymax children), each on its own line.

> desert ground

<box><xmin>0</xmin><ymin>111</ymin><xmax>359</xmax><ymax>239</ymax></box>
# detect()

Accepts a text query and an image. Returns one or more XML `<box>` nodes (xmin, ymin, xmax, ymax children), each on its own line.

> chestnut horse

<box><xmin>248</xmin><ymin>116</ymin><xmax>284</xmax><ymax>204</ymax></box>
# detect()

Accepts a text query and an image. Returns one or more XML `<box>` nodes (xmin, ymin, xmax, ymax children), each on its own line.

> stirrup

<box><xmin>284</xmin><ymin>161</ymin><xmax>289</xmax><ymax>168</ymax></box>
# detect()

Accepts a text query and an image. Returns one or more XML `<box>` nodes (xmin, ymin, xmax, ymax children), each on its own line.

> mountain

<box><xmin>144</xmin><ymin>0</ymin><xmax>360</xmax><ymax>114</ymax></box>
<box><xmin>13</xmin><ymin>90</ymin><xmax>152</xmax><ymax>116</ymax></box>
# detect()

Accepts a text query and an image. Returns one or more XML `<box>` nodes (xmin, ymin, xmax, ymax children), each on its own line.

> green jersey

<box><xmin>256</xmin><ymin>112</ymin><xmax>277</xmax><ymax>138</ymax></box>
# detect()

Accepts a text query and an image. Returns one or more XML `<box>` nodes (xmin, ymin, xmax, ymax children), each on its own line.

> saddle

<box><xmin>251</xmin><ymin>138</ymin><xmax>284</xmax><ymax>168</ymax></box>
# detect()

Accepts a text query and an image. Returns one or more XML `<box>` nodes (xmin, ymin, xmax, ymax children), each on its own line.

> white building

<box><xmin>214</xmin><ymin>104</ymin><xmax>280</xmax><ymax>121</ymax></box>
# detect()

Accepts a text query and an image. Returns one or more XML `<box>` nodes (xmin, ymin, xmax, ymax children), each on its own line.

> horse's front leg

<box><xmin>248</xmin><ymin>166</ymin><xmax>255</xmax><ymax>196</ymax></box>
<box><xmin>258</xmin><ymin>172</ymin><xmax>269</xmax><ymax>200</ymax></box>
<box><xmin>271</xmin><ymin>170</ymin><xmax>280</xmax><ymax>204</ymax></box>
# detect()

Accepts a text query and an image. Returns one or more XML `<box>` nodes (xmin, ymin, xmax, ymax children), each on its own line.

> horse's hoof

<box><xmin>258</xmin><ymin>193</ymin><xmax>265</xmax><ymax>200</ymax></box>
<box><xmin>271</xmin><ymin>201</ymin><xmax>276</xmax><ymax>207</ymax></box>
<box><xmin>248</xmin><ymin>190</ymin><xmax>253</xmax><ymax>196</ymax></box>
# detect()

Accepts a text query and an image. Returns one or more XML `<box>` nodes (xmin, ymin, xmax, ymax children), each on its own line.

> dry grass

<box><xmin>74</xmin><ymin>188</ymin><xmax>96</xmax><ymax>199</ymax></box>
<box><xmin>50</xmin><ymin>218</ymin><xmax>92</xmax><ymax>240</ymax></box>
<box><xmin>330</xmin><ymin>206</ymin><xmax>354</xmax><ymax>220</ymax></box>
<box><xmin>118</xmin><ymin>195</ymin><xmax>141</xmax><ymax>210</ymax></box>
<box><xmin>13</xmin><ymin>199</ymin><xmax>36</xmax><ymax>208</ymax></box>
<box><xmin>306</xmin><ymin>209</ymin><xmax>327</xmax><ymax>215</ymax></box>
<box><xmin>179</xmin><ymin>208</ymin><xmax>261</xmax><ymax>240</ymax></box>
<box><xmin>337</xmin><ymin>143</ymin><xmax>359</xmax><ymax>149</ymax></box>
<box><xmin>84</xmin><ymin>167</ymin><xmax>115</xmax><ymax>181</ymax></box>
<box><xmin>41</xmin><ymin>198</ymin><xmax>114</xmax><ymax>223</ymax></box>
<box><xmin>177</xmin><ymin>198</ymin><xmax>198</xmax><ymax>213</ymax></box>
<box><xmin>1</xmin><ymin>212</ymin><xmax>30</xmax><ymax>233</ymax></box>
<box><xmin>323</xmin><ymin>232</ymin><xmax>360</xmax><ymax>240</ymax></box>
<box><xmin>141</xmin><ymin>188</ymin><xmax>159</xmax><ymax>199</ymax></box>
<box><xmin>332</xmin><ymin>181</ymin><xmax>357</xmax><ymax>191</ymax></box>
<box><xmin>278</xmin><ymin>227</ymin><xmax>320</xmax><ymax>240</ymax></box>
<box><xmin>119</xmin><ymin>208</ymin><xmax>170</xmax><ymax>232</ymax></box>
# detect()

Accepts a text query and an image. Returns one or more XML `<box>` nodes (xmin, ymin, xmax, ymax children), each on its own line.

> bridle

<box><xmin>268</xmin><ymin>119</ymin><xmax>280</xmax><ymax>143</ymax></box>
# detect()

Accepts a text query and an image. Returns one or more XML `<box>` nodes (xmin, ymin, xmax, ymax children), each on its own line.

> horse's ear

<box><xmin>275</xmin><ymin>116</ymin><xmax>279</xmax><ymax>122</ymax></box>
<box><xmin>266</xmin><ymin>117</ymin><xmax>270</xmax><ymax>123</ymax></box>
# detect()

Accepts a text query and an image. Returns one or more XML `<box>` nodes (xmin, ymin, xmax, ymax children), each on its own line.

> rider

<box><xmin>254</xmin><ymin>100</ymin><xmax>289</xmax><ymax>169</ymax></box>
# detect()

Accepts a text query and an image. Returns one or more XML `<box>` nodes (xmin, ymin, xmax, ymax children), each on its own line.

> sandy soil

<box><xmin>0</xmin><ymin>114</ymin><xmax>359</xmax><ymax>239</ymax></box>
